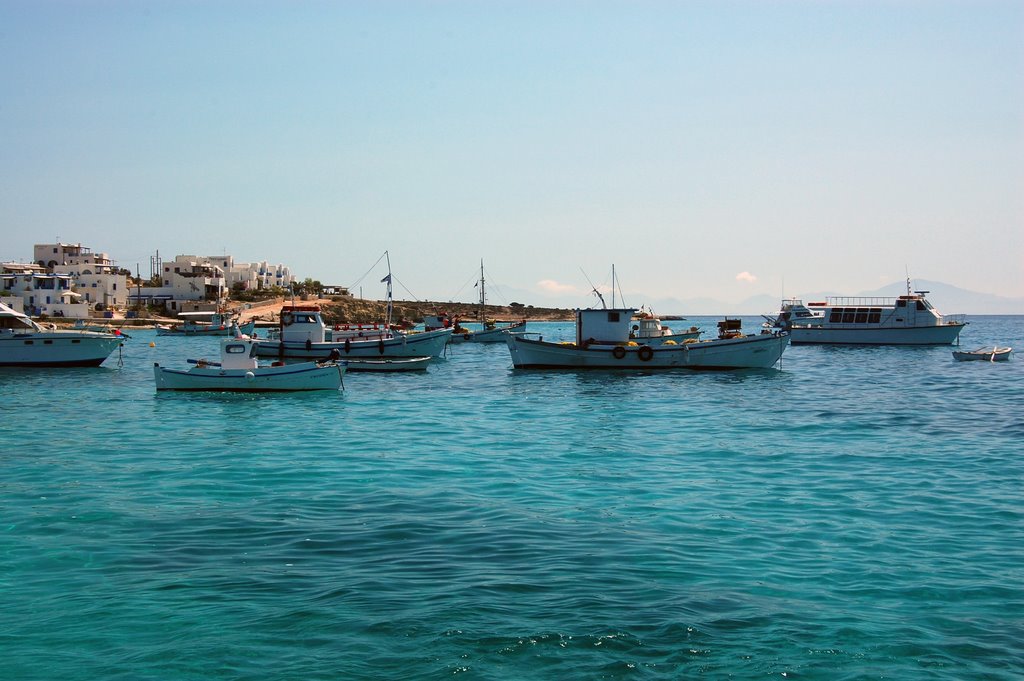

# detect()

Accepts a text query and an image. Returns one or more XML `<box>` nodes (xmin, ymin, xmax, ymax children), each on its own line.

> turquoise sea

<box><xmin>2</xmin><ymin>315</ymin><xmax>1022</xmax><ymax>680</ymax></box>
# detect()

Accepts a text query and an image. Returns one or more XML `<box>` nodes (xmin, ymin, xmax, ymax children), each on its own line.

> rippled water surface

<box><xmin>2</xmin><ymin>316</ymin><xmax>1022</xmax><ymax>679</ymax></box>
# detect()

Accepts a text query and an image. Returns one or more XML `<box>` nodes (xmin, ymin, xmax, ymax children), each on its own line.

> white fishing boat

<box><xmin>453</xmin><ymin>261</ymin><xmax>527</xmax><ymax>343</ymax></box>
<box><xmin>0</xmin><ymin>302</ymin><xmax>126</xmax><ymax>367</ymax></box>
<box><xmin>952</xmin><ymin>346</ymin><xmax>1012</xmax><ymax>362</ymax></box>
<box><xmin>156</xmin><ymin>311</ymin><xmax>255</xmax><ymax>337</ymax></box>
<box><xmin>154</xmin><ymin>336</ymin><xmax>344</xmax><ymax>391</ymax></box>
<box><xmin>255</xmin><ymin>253</ymin><xmax>452</xmax><ymax>360</ymax></box>
<box><xmin>254</xmin><ymin>308</ymin><xmax>451</xmax><ymax>361</ymax></box>
<box><xmin>768</xmin><ymin>283</ymin><xmax>966</xmax><ymax>345</ymax></box>
<box><xmin>450</xmin><ymin>318</ymin><xmax>528</xmax><ymax>343</ymax></box>
<box><xmin>505</xmin><ymin>307</ymin><xmax>787</xmax><ymax>370</ymax></box>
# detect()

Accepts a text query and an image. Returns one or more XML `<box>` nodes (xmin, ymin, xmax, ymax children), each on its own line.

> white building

<box><xmin>226</xmin><ymin>258</ymin><xmax>295</xmax><ymax>292</ymax></box>
<box><xmin>1</xmin><ymin>262</ymin><xmax>90</xmax><ymax>318</ymax></box>
<box><xmin>34</xmin><ymin>242</ymin><xmax>129</xmax><ymax>310</ymax></box>
<box><xmin>130</xmin><ymin>253</ymin><xmax>296</xmax><ymax>312</ymax></box>
<box><xmin>127</xmin><ymin>255</ymin><xmax>226</xmax><ymax>312</ymax></box>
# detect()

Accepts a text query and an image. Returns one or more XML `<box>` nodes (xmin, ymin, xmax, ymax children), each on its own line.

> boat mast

<box><xmin>478</xmin><ymin>259</ymin><xmax>486</xmax><ymax>321</ymax></box>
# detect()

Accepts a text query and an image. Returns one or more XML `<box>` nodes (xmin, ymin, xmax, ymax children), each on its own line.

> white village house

<box><xmin>1</xmin><ymin>242</ymin><xmax>128</xmax><ymax>318</ymax></box>
<box><xmin>131</xmin><ymin>254</ymin><xmax>296</xmax><ymax>312</ymax></box>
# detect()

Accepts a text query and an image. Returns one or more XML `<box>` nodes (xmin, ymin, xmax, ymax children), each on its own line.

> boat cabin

<box><xmin>0</xmin><ymin>302</ymin><xmax>42</xmax><ymax>334</ymax></box>
<box><xmin>279</xmin><ymin>305</ymin><xmax>327</xmax><ymax>343</ymax></box>
<box><xmin>818</xmin><ymin>292</ymin><xmax>948</xmax><ymax>328</ymax></box>
<box><xmin>218</xmin><ymin>338</ymin><xmax>260</xmax><ymax>370</ymax></box>
<box><xmin>576</xmin><ymin>308</ymin><xmax>635</xmax><ymax>345</ymax></box>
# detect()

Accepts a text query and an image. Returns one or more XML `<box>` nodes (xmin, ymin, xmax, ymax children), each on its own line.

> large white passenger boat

<box><xmin>0</xmin><ymin>302</ymin><xmax>125</xmax><ymax>367</ymax></box>
<box><xmin>768</xmin><ymin>288</ymin><xmax>966</xmax><ymax>345</ymax></box>
<box><xmin>506</xmin><ymin>308</ymin><xmax>787</xmax><ymax>370</ymax></box>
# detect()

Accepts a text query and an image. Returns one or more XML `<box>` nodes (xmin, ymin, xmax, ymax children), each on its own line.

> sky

<box><xmin>2</xmin><ymin>0</ymin><xmax>1022</xmax><ymax>309</ymax></box>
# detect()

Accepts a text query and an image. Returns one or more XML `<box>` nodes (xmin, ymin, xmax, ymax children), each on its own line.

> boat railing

<box><xmin>944</xmin><ymin>313</ymin><xmax>968</xmax><ymax>325</ymax></box>
<box><xmin>825</xmin><ymin>296</ymin><xmax>899</xmax><ymax>306</ymax></box>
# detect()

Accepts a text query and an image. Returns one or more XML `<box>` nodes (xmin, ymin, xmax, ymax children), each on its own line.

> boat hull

<box><xmin>506</xmin><ymin>332</ymin><xmax>788</xmax><ymax>370</ymax></box>
<box><xmin>154</xmin><ymin>361</ymin><xmax>344</xmax><ymax>391</ymax></box>
<box><xmin>789</xmin><ymin>323</ymin><xmax>965</xmax><ymax>345</ymax></box>
<box><xmin>450</xmin><ymin>322</ymin><xmax>527</xmax><ymax>343</ymax></box>
<box><xmin>342</xmin><ymin>356</ymin><xmax>432</xmax><ymax>372</ymax></box>
<box><xmin>0</xmin><ymin>332</ymin><xmax>124</xmax><ymax>367</ymax></box>
<box><xmin>253</xmin><ymin>327</ymin><xmax>452</xmax><ymax>359</ymax></box>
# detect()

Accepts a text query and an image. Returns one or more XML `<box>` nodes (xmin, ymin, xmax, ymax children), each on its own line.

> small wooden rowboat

<box><xmin>952</xmin><ymin>346</ymin><xmax>1012</xmax><ymax>362</ymax></box>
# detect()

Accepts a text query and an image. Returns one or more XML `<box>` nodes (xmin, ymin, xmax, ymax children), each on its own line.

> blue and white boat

<box><xmin>156</xmin><ymin>311</ymin><xmax>255</xmax><ymax>337</ymax></box>
<box><xmin>253</xmin><ymin>304</ymin><xmax>452</xmax><ymax>360</ymax></box>
<box><xmin>154</xmin><ymin>336</ymin><xmax>344</xmax><ymax>391</ymax></box>
<box><xmin>0</xmin><ymin>302</ymin><xmax>126</xmax><ymax>367</ymax></box>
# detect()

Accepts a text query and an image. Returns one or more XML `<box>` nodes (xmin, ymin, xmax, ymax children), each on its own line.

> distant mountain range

<box><xmin>644</xmin><ymin>280</ymin><xmax>1023</xmax><ymax>316</ymax></box>
<box><xmin>493</xmin><ymin>280</ymin><xmax>1022</xmax><ymax>316</ymax></box>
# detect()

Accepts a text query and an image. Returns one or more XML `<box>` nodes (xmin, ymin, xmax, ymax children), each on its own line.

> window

<box><xmin>24</xmin><ymin>340</ymin><xmax>33</xmax><ymax>345</ymax></box>
<box><xmin>916</xmin><ymin>301</ymin><xmax>926</xmax><ymax>311</ymax></box>
<box><xmin>897</xmin><ymin>299</ymin><xmax>906</xmax><ymax>308</ymax></box>
<box><xmin>608</xmin><ymin>312</ymin><xmax>620</xmax><ymax>322</ymax></box>
<box><xmin>72</xmin><ymin>339</ymin><xmax>80</xmax><ymax>344</ymax></box>
<box><xmin>829</xmin><ymin>312</ymin><xmax>842</xmax><ymax>323</ymax></box>
<box><xmin>44</xmin><ymin>340</ymin><xmax>53</xmax><ymax>345</ymax></box>
<box><xmin>842</xmin><ymin>311</ymin><xmax>855</xmax><ymax>323</ymax></box>
<box><xmin>855</xmin><ymin>310</ymin><xmax>868</xmax><ymax>323</ymax></box>
<box><xmin>225</xmin><ymin>344</ymin><xmax>246</xmax><ymax>354</ymax></box>
<box><xmin>868</xmin><ymin>312</ymin><xmax>881</xmax><ymax>323</ymax></box>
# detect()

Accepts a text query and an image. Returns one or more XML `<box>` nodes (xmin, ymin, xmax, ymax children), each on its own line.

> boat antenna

<box><xmin>611</xmin><ymin>264</ymin><xmax>628</xmax><ymax>308</ymax></box>
<box><xmin>611</xmin><ymin>264</ymin><xmax>616</xmax><ymax>308</ymax></box>
<box><xmin>580</xmin><ymin>267</ymin><xmax>606</xmax><ymax>309</ymax></box>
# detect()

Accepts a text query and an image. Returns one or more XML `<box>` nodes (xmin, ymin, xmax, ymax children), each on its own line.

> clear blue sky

<box><xmin>2</xmin><ymin>1</ymin><xmax>1022</xmax><ymax>308</ymax></box>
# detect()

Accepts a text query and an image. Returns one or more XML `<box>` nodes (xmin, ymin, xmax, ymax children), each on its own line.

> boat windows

<box><xmin>855</xmin><ymin>310</ymin><xmax>868</xmax><ymax>323</ymax></box>
<box><xmin>225</xmin><ymin>344</ymin><xmax>246</xmax><ymax>354</ymax></box>
<box><xmin>897</xmin><ymin>299</ymin><xmax>906</xmax><ymax>308</ymax></box>
<box><xmin>43</xmin><ymin>340</ymin><xmax>53</xmax><ymax>345</ymax></box>
<box><xmin>608</xmin><ymin>312</ymin><xmax>620</xmax><ymax>322</ymax></box>
<box><xmin>72</xmin><ymin>339</ymin><xmax>81</xmax><ymax>344</ymax></box>
<box><xmin>868</xmin><ymin>311</ymin><xmax>881</xmax><ymax>323</ymax></box>
<box><xmin>829</xmin><ymin>312</ymin><xmax>843</xmax><ymax>323</ymax></box>
<box><xmin>24</xmin><ymin>340</ymin><xmax>33</xmax><ymax>345</ymax></box>
<box><xmin>842</xmin><ymin>311</ymin><xmax>855</xmax><ymax>323</ymax></box>
<box><xmin>916</xmin><ymin>301</ymin><xmax>927</xmax><ymax>311</ymax></box>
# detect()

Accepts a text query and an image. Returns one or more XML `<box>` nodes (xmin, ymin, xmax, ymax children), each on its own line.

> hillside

<box><xmin>238</xmin><ymin>297</ymin><xmax>574</xmax><ymax>325</ymax></box>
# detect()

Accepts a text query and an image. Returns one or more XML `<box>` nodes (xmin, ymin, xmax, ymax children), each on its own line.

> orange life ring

<box><xmin>637</xmin><ymin>345</ymin><xmax>654</xmax><ymax>362</ymax></box>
